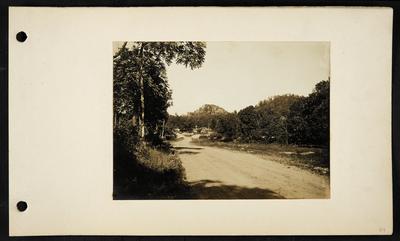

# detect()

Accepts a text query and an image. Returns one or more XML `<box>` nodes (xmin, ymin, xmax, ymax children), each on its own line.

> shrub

<box><xmin>114</xmin><ymin>138</ymin><xmax>187</xmax><ymax>199</ymax></box>
<box><xmin>137</xmin><ymin>146</ymin><xmax>186</xmax><ymax>181</ymax></box>
<box><xmin>199</xmin><ymin>135</ymin><xmax>208</xmax><ymax>140</ymax></box>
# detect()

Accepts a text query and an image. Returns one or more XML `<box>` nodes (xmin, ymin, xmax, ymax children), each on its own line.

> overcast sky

<box><xmin>166</xmin><ymin>42</ymin><xmax>329</xmax><ymax>115</ymax></box>
<box><xmin>114</xmin><ymin>42</ymin><xmax>330</xmax><ymax>115</ymax></box>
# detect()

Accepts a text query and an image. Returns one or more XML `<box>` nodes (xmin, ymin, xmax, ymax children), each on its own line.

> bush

<box><xmin>137</xmin><ymin>146</ymin><xmax>186</xmax><ymax>181</ymax></box>
<box><xmin>113</xmin><ymin>135</ymin><xmax>187</xmax><ymax>199</ymax></box>
<box><xmin>199</xmin><ymin>135</ymin><xmax>208</xmax><ymax>140</ymax></box>
<box><xmin>113</xmin><ymin>119</ymin><xmax>187</xmax><ymax>199</ymax></box>
<box><xmin>220</xmin><ymin>136</ymin><xmax>234</xmax><ymax>142</ymax></box>
<box><xmin>209</xmin><ymin>132</ymin><xmax>222</xmax><ymax>141</ymax></box>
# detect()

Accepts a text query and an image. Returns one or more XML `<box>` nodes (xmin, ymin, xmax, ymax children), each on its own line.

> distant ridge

<box><xmin>189</xmin><ymin>104</ymin><xmax>228</xmax><ymax>116</ymax></box>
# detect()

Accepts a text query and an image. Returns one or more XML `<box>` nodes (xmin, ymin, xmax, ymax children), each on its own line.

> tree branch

<box><xmin>113</xmin><ymin>42</ymin><xmax>128</xmax><ymax>58</ymax></box>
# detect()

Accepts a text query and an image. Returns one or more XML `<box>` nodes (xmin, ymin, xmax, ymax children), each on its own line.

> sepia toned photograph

<box><xmin>113</xmin><ymin>41</ymin><xmax>330</xmax><ymax>200</ymax></box>
<box><xmin>8</xmin><ymin>7</ymin><xmax>393</xmax><ymax>235</ymax></box>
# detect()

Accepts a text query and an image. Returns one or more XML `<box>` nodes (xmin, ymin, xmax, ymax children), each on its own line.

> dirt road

<box><xmin>173</xmin><ymin>134</ymin><xmax>330</xmax><ymax>199</ymax></box>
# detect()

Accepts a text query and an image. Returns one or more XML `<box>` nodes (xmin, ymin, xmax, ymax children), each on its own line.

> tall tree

<box><xmin>287</xmin><ymin>80</ymin><xmax>329</xmax><ymax>146</ymax></box>
<box><xmin>114</xmin><ymin>42</ymin><xmax>206</xmax><ymax>141</ymax></box>
<box><xmin>238</xmin><ymin>106</ymin><xmax>259</xmax><ymax>142</ymax></box>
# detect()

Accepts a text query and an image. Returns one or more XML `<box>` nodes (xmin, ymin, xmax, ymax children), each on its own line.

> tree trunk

<box><xmin>161</xmin><ymin>119</ymin><xmax>165</xmax><ymax>139</ymax></box>
<box><xmin>138</xmin><ymin>43</ymin><xmax>146</xmax><ymax>140</ymax></box>
<box><xmin>139</xmin><ymin>73</ymin><xmax>145</xmax><ymax>139</ymax></box>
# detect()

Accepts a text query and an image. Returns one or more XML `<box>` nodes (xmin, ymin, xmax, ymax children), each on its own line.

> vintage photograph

<box><xmin>113</xmin><ymin>41</ymin><xmax>330</xmax><ymax>199</ymax></box>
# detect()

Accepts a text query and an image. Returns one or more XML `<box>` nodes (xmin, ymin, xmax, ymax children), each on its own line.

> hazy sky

<box><xmin>114</xmin><ymin>42</ymin><xmax>330</xmax><ymax>115</ymax></box>
<box><xmin>167</xmin><ymin>42</ymin><xmax>329</xmax><ymax>115</ymax></box>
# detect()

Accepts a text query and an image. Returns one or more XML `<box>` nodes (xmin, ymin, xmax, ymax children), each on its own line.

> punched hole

<box><xmin>16</xmin><ymin>31</ymin><xmax>27</xmax><ymax>42</ymax></box>
<box><xmin>16</xmin><ymin>201</ymin><xmax>28</xmax><ymax>212</ymax></box>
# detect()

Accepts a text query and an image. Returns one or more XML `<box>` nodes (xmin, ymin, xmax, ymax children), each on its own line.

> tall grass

<box><xmin>137</xmin><ymin>146</ymin><xmax>185</xmax><ymax>174</ymax></box>
<box><xmin>113</xmin><ymin>132</ymin><xmax>188</xmax><ymax>199</ymax></box>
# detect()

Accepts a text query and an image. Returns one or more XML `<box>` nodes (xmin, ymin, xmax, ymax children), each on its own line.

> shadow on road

<box><xmin>188</xmin><ymin>179</ymin><xmax>285</xmax><ymax>199</ymax></box>
<box><xmin>173</xmin><ymin>146</ymin><xmax>203</xmax><ymax>155</ymax></box>
<box><xmin>174</xmin><ymin>146</ymin><xmax>204</xmax><ymax>150</ymax></box>
<box><xmin>177</xmin><ymin>151</ymin><xmax>200</xmax><ymax>155</ymax></box>
<box><xmin>113</xmin><ymin>178</ymin><xmax>285</xmax><ymax>199</ymax></box>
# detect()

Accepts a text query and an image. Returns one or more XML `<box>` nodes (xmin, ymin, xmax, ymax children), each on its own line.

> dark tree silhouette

<box><xmin>113</xmin><ymin>42</ymin><xmax>206</xmax><ymax>141</ymax></box>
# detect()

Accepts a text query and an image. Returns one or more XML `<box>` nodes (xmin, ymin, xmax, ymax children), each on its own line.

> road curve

<box><xmin>173</xmin><ymin>135</ymin><xmax>330</xmax><ymax>199</ymax></box>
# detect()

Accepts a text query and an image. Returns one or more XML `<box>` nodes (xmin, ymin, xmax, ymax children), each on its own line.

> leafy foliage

<box><xmin>214</xmin><ymin>113</ymin><xmax>240</xmax><ymax>141</ymax></box>
<box><xmin>166</xmin><ymin>104</ymin><xmax>228</xmax><ymax>132</ymax></box>
<box><xmin>287</xmin><ymin>80</ymin><xmax>329</xmax><ymax>145</ymax></box>
<box><xmin>114</xmin><ymin>42</ymin><xmax>206</xmax><ymax>141</ymax></box>
<box><xmin>113</xmin><ymin>41</ymin><xmax>206</xmax><ymax>199</ymax></box>
<box><xmin>168</xmin><ymin>80</ymin><xmax>329</xmax><ymax>147</ymax></box>
<box><xmin>238</xmin><ymin>106</ymin><xmax>259</xmax><ymax>142</ymax></box>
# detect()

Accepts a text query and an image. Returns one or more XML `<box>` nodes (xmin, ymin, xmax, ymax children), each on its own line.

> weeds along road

<box><xmin>172</xmin><ymin>134</ymin><xmax>330</xmax><ymax>199</ymax></box>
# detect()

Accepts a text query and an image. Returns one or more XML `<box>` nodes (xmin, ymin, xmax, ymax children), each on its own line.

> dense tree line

<box><xmin>287</xmin><ymin>80</ymin><xmax>329</xmax><ymax>146</ymax></box>
<box><xmin>168</xmin><ymin>80</ymin><xmax>329</xmax><ymax>147</ymax></box>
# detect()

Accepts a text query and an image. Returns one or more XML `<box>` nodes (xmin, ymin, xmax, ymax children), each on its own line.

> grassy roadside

<box><xmin>113</xmin><ymin>143</ymin><xmax>190</xmax><ymax>199</ymax></box>
<box><xmin>192</xmin><ymin>138</ymin><xmax>329</xmax><ymax>176</ymax></box>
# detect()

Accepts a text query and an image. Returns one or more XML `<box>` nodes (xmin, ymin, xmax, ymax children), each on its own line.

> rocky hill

<box><xmin>189</xmin><ymin>104</ymin><xmax>228</xmax><ymax>116</ymax></box>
